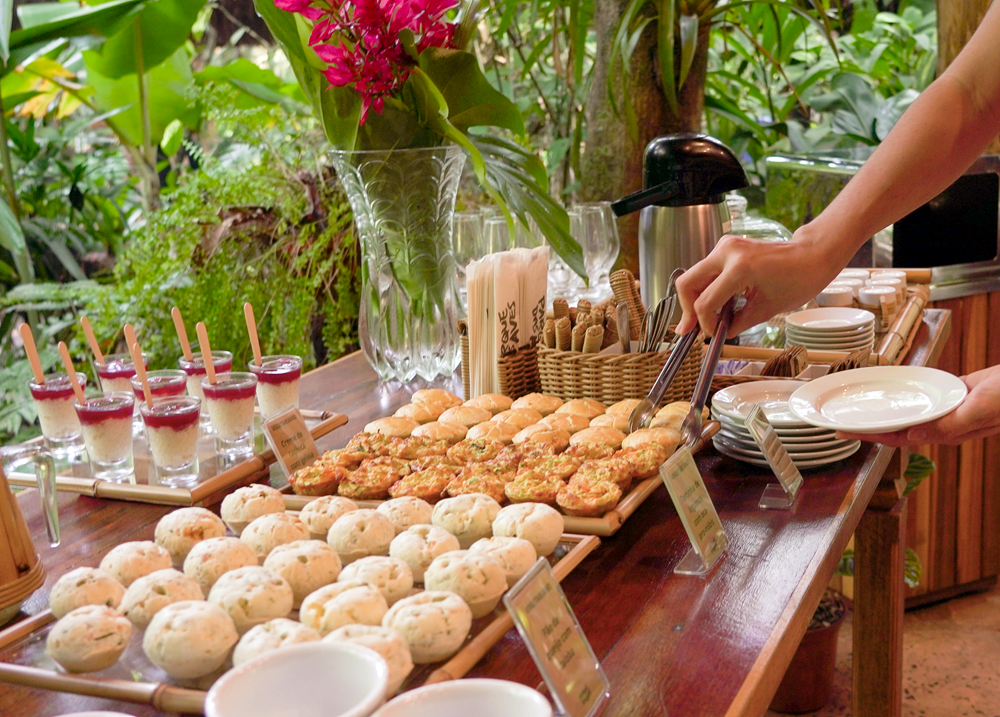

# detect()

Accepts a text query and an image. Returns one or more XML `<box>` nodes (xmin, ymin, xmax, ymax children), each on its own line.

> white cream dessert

<box><xmin>141</xmin><ymin>398</ymin><xmax>200</xmax><ymax>470</ymax></box>
<box><xmin>30</xmin><ymin>373</ymin><xmax>87</xmax><ymax>443</ymax></box>
<box><xmin>75</xmin><ymin>393</ymin><xmax>134</xmax><ymax>471</ymax></box>
<box><xmin>178</xmin><ymin>351</ymin><xmax>233</xmax><ymax>403</ymax></box>
<box><xmin>202</xmin><ymin>372</ymin><xmax>257</xmax><ymax>451</ymax></box>
<box><xmin>248</xmin><ymin>355</ymin><xmax>302</xmax><ymax>419</ymax></box>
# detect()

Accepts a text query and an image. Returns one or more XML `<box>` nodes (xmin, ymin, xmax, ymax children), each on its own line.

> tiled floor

<box><xmin>768</xmin><ymin>582</ymin><xmax>1000</xmax><ymax>716</ymax></box>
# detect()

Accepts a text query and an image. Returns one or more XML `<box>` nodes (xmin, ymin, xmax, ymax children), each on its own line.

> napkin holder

<box><xmin>459</xmin><ymin>320</ymin><xmax>541</xmax><ymax>401</ymax></box>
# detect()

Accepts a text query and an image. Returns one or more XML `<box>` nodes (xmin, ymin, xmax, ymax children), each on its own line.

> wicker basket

<box><xmin>459</xmin><ymin>322</ymin><xmax>542</xmax><ymax>401</ymax></box>
<box><xmin>536</xmin><ymin>328</ymin><xmax>705</xmax><ymax>406</ymax></box>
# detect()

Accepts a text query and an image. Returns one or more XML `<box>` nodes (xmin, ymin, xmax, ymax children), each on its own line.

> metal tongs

<box><xmin>628</xmin><ymin>295</ymin><xmax>738</xmax><ymax>442</ymax></box>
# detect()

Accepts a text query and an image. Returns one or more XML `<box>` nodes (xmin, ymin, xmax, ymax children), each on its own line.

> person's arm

<box><xmin>675</xmin><ymin>0</ymin><xmax>1000</xmax><ymax>337</ymax></box>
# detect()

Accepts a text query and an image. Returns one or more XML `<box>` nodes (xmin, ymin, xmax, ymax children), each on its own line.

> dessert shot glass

<box><xmin>140</xmin><ymin>396</ymin><xmax>201</xmax><ymax>487</ymax></box>
<box><xmin>74</xmin><ymin>392</ymin><xmax>135</xmax><ymax>483</ymax></box>
<box><xmin>178</xmin><ymin>351</ymin><xmax>233</xmax><ymax>432</ymax></box>
<box><xmin>29</xmin><ymin>372</ymin><xmax>88</xmax><ymax>459</ymax></box>
<box><xmin>130</xmin><ymin>369</ymin><xmax>187</xmax><ymax>436</ymax></box>
<box><xmin>248</xmin><ymin>355</ymin><xmax>302</xmax><ymax>420</ymax></box>
<box><xmin>201</xmin><ymin>372</ymin><xmax>258</xmax><ymax>459</ymax></box>
<box><xmin>95</xmin><ymin>352</ymin><xmax>146</xmax><ymax>394</ymax></box>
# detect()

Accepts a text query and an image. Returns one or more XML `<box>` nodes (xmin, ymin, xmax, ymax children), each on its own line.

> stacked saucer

<box><xmin>784</xmin><ymin>308</ymin><xmax>876</xmax><ymax>352</ymax></box>
<box><xmin>711</xmin><ymin>380</ymin><xmax>861</xmax><ymax>469</ymax></box>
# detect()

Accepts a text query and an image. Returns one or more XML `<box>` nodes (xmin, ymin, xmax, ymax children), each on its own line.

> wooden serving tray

<box><xmin>283</xmin><ymin>421</ymin><xmax>720</xmax><ymax>538</ymax></box>
<box><xmin>0</xmin><ymin>534</ymin><xmax>599</xmax><ymax>715</ymax></box>
<box><xmin>4</xmin><ymin>411</ymin><xmax>348</xmax><ymax>507</ymax></box>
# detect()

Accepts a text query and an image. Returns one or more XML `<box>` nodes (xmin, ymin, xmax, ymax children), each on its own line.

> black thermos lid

<box><xmin>612</xmin><ymin>133</ymin><xmax>749</xmax><ymax>216</ymax></box>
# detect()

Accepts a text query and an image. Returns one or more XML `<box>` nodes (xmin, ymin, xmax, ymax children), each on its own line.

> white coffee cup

<box><xmin>372</xmin><ymin>678</ymin><xmax>553</xmax><ymax>717</ymax></box>
<box><xmin>205</xmin><ymin>641</ymin><xmax>389</xmax><ymax>717</ymax></box>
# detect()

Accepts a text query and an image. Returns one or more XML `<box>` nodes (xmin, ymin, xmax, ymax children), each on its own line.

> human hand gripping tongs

<box><xmin>628</xmin><ymin>295</ymin><xmax>739</xmax><ymax>447</ymax></box>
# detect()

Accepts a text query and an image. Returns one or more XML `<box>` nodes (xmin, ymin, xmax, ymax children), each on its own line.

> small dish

<box><xmin>205</xmin><ymin>641</ymin><xmax>389</xmax><ymax>717</ymax></box>
<box><xmin>714</xmin><ymin>434</ymin><xmax>860</xmax><ymax>459</ymax></box>
<box><xmin>788</xmin><ymin>366</ymin><xmax>967</xmax><ymax>433</ymax></box>
<box><xmin>711</xmin><ymin>380</ymin><xmax>807</xmax><ymax>426</ymax></box>
<box><xmin>714</xmin><ymin>440</ymin><xmax>861</xmax><ymax>468</ymax></box>
<box><xmin>785</xmin><ymin>308</ymin><xmax>876</xmax><ymax>331</ymax></box>
<box><xmin>373</xmin><ymin>678</ymin><xmax>553</xmax><ymax>717</ymax></box>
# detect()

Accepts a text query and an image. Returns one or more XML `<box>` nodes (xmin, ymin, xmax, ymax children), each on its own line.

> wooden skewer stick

<box><xmin>171</xmin><ymin>307</ymin><xmax>193</xmax><ymax>362</ymax></box>
<box><xmin>19</xmin><ymin>324</ymin><xmax>45</xmax><ymax>384</ymax></box>
<box><xmin>80</xmin><ymin>316</ymin><xmax>104</xmax><ymax>364</ymax></box>
<box><xmin>244</xmin><ymin>302</ymin><xmax>263</xmax><ymax>367</ymax></box>
<box><xmin>129</xmin><ymin>341</ymin><xmax>153</xmax><ymax>409</ymax></box>
<box><xmin>196</xmin><ymin>322</ymin><xmax>217</xmax><ymax>384</ymax></box>
<box><xmin>57</xmin><ymin>342</ymin><xmax>85</xmax><ymax>403</ymax></box>
<box><xmin>123</xmin><ymin>323</ymin><xmax>138</xmax><ymax>354</ymax></box>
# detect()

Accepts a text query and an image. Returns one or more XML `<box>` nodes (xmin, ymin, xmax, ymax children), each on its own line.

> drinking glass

<box><xmin>178</xmin><ymin>350</ymin><xmax>233</xmax><ymax>433</ymax></box>
<box><xmin>575</xmin><ymin>204</ymin><xmax>612</xmax><ymax>301</ymax></box>
<box><xmin>29</xmin><ymin>372</ymin><xmax>88</xmax><ymax>459</ymax></box>
<box><xmin>95</xmin><ymin>352</ymin><xmax>146</xmax><ymax>394</ymax></box>
<box><xmin>0</xmin><ymin>444</ymin><xmax>59</xmax><ymax>546</ymax></box>
<box><xmin>564</xmin><ymin>210</ymin><xmax>588</xmax><ymax>302</ymax></box>
<box><xmin>248</xmin><ymin>355</ymin><xmax>302</xmax><ymax>420</ymax></box>
<box><xmin>201</xmin><ymin>372</ymin><xmax>258</xmax><ymax>458</ymax></box>
<box><xmin>453</xmin><ymin>211</ymin><xmax>484</xmax><ymax>308</ymax></box>
<box><xmin>131</xmin><ymin>369</ymin><xmax>187</xmax><ymax>435</ymax></box>
<box><xmin>483</xmin><ymin>216</ymin><xmax>511</xmax><ymax>254</ymax></box>
<box><xmin>141</xmin><ymin>396</ymin><xmax>201</xmax><ymax>487</ymax></box>
<box><xmin>74</xmin><ymin>392</ymin><xmax>135</xmax><ymax>483</ymax></box>
<box><xmin>597</xmin><ymin>201</ymin><xmax>621</xmax><ymax>282</ymax></box>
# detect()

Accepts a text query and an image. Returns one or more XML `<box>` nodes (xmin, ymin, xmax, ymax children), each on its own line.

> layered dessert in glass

<box><xmin>95</xmin><ymin>352</ymin><xmax>145</xmax><ymax>394</ymax></box>
<box><xmin>248</xmin><ymin>355</ymin><xmax>302</xmax><ymax>419</ymax></box>
<box><xmin>178</xmin><ymin>350</ymin><xmax>232</xmax><ymax>432</ymax></box>
<box><xmin>74</xmin><ymin>392</ymin><xmax>135</xmax><ymax>482</ymax></box>
<box><xmin>130</xmin><ymin>369</ymin><xmax>188</xmax><ymax>436</ymax></box>
<box><xmin>140</xmin><ymin>396</ymin><xmax>201</xmax><ymax>487</ymax></box>
<box><xmin>201</xmin><ymin>372</ymin><xmax>257</xmax><ymax>458</ymax></box>
<box><xmin>29</xmin><ymin>372</ymin><xmax>88</xmax><ymax>458</ymax></box>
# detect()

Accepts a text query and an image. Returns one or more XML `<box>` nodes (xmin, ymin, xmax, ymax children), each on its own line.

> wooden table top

<box><xmin>1</xmin><ymin>309</ymin><xmax>951</xmax><ymax>717</ymax></box>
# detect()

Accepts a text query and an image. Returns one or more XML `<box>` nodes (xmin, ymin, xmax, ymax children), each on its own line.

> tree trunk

<box><xmin>581</xmin><ymin>2</ymin><xmax>710</xmax><ymax>275</ymax></box>
<box><xmin>937</xmin><ymin>0</ymin><xmax>1000</xmax><ymax>151</ymax></box>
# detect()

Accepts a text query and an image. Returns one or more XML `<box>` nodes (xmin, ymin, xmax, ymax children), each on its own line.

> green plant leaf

<box><xmin>677</xmin><ymin>14</ymin><xmax>698</xmax><ymax>90</ymax></box>
<box><xmin>160</xmin><ymin>117</ymin><xmax>183</xmax><ymax>155</ymax></box>
<box><xmin>904</xmin><ymin>547</ymin><xmax>922</xmax><ymax>588</ymax></box>
<box><xmin>470</xmin><ymin>134</ymin><xmax>585</xmax><ymax>280</ymax></box>
<box><xmin>85</xmin><ymin>46</ymin><xmax>199</xmax><ymax>147</ymax></box>
<box><xmin>902</xmin><ymin>452</ymin><xmax>935</xmax><ymax>497</ymax></box>
<box><xmin>10</xmin><ymin>0</ymin><xmax>144</xmax><ymax>52</ymax></box>
<box><xmin>0</xmin><ymin>0</ymin><xmax>12</xmax><ymax>63</ymax></box>
<box><xmin>657</xmin><ymin>0</ymin><xmax>677</xmax><ymax>115</ymax></box>
<box><xmin>0</xmin><ymin>194</ymin><xmax>26</xmax><ymax>256</ymax></box>
<box><xmin>418</xmin><ymin>48</ymin><xmax>524</xmax><ymax>136</ymax></box>
<box><xmin>835</xmin><ymin>547</ymin><xmax>854</xmax><ymax>577</ymax></box>
<box><xmin>253</xmin><ymin>0</ymin><xmax>360</xmax><ymax>150</ymax></box>
<box><xmin>84</xmin><ymin>0</ymin><xmax>204</xmax><ymax>79</ymax></box>
<box><xmin>195</xmin><ymin>58</ymin><xmax>309</xmax><ymax>112</ymax></box>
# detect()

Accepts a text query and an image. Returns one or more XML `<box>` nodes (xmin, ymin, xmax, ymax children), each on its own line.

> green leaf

<box><xmin>9</xmin><ymin>0</ymin><xmax>145</xmax><ymax>53</ymax></box>
<box><xmin>253</xmin><ymin>0</ymin><xmax>360</xmax><ymax>150</ymax></box>
<box><xmin>84</xmin><ymin>0</ymin><xmax>204</xmax><ymax>79</ymax></box>
<box><xmin>194</xmin><ymin>59</ymin><xmax>309</xmax><ymax>112</ymax></box>
<box><xmin>470</xmin><ymin>135</ymin><xmax>585</xmax><ymax>280</ymax></box>
<box><xmin>0</xmin><ymin>0</ymin><xmax>12</xmax><ymax>63</ymax></box>
<box><xmin>657</xmin><ymin>0</ymin><xmax>676</xmax><ymax>115</ymax></box>
<box><xmin>0</xmin><ymin>194</ymin><xmax>26</xmax><ymax>255</ymax></box>
<box><xmin>85</xmin><ymin>46</ymin><xmax>199</xmax><ymax>147</ymax></box>
<box><xmin>161</xmin><ymin>118</ymin><xmax>183</xmax><ymax>155</ymax></box>
<box><xmin>835</xmin><ymin>547</ymin><xmax>854</xmax><ymax>577</ymax></box>
<box><xmin>405</xmin><ymin>68</ymin><xmax>486</xmax><ymax>181</ymax></box>
<box><xmin>902</xmin><ymin>452</ymin><xmax>935</xmax><ymax>497</ymax></box>
<box><xmin>904</xmin><ymin>547</ymin><xmax>922</xmax><ymax>588</ymax></box>
<box><xmin>677</xmin><ymin>14</ymin><xmax>698</xmax><ymax>90</ymax></box>
<box><xmin>418</xmin><ymin>48</ymin><xmax>524</xmax><ymax>136</ymax></box>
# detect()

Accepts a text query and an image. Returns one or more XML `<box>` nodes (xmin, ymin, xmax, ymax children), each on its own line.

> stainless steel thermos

<box><xmin>612</xmin><ymin>134</ymin><xmax>749</xmax><ymax>307</ymax></box>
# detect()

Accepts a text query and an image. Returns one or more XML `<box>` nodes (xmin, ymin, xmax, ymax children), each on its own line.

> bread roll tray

<box><xmin>0</xmin><ymin>532</ymin><xmax>598</xmax><ymax>714</ymax></box>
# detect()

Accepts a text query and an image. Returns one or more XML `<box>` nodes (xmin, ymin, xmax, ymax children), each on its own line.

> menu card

<box><xmin>263</xmin><ymin>408</ymin><xmax>320</xmax><ymax>477</ymax></box>
<box><xmin>504</xmin><ymin>558</ymin><xmax>610</xmax><ymax>717</ymax></box>
<box><xmin>745</xmin><ymin>404</ymin><xmax>802</xmax><ymax>509</ymax></box>
<box><xmin>661</xmin><ymin>446</ymin><xmax>728</xmax><ymax>574</ymax></box>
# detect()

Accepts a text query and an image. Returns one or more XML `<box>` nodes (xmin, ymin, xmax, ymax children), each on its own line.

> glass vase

<box><xmin>330</xmin><ymin>145</ymin><xmax>466</xmax><ymax>383</ymax></box>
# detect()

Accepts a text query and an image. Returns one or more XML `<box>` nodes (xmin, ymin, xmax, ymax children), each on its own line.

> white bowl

<box><xmin>205</xmin><ymin>641</ymin><xmax>389</xmax><ymax>717</ymax></box>
<box><xmin>373</xmin><ymin>679</ymin><xmax>552</xmax><ymax>717</ymax></box>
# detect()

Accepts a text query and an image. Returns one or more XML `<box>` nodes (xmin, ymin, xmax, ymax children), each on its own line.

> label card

<box><xmin>504</xmin><ymin>559</ymin><xmax>610</xmax><ymax>717</ymax></box>
<box><xmin>661</xmin><ymin>445</ymin><xmax>728</xmax><ymax>575</ymax></box>
<box><xmin>745</xmin><ymin>404</ymin><xmax>803</xmax><ymax>510</ymax></box>
<box><xmin>263</xmin><ymin>408</ymin><xmax>320</xmax><ymax>477</ymax></box>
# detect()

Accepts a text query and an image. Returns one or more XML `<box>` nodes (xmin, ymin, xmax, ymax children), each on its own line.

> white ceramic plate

<box><xmin>785</xmin><ymin>308</ymin><xmax>876</xmax><ymax>331</ymax></box>
<box><xmin>787</xmin><ymin>339</ymin><xmax>874</xmax><ymax>351</ymax></box>
<box><xmin>786</xmin><ymin>329</ymin><xmax>875</xmax><ymax>343</ymax></box>
<box><xmin>716</xmin><ymin>428</ymin><xmax>851</xmax><ymax>452</ymax></box>
<box><xmin>788</xmin><ymin>366</ymin><xmax>967</xmax><ymax>433</ymax></box>
<box><xmin>711</xmin><ymin>380</ymin><xmax>808</xmax><ymax>426</ymax></box>
<box><xmin>714</xmin><ymin>434</ymin><xmax>861</xmax><ymax>459</ymax></box>
<box><xmin>711</xmin><ymin>411</ymin><xmax>830</xmax><ymax>436</ymax></box>
<box><xmin>786</xmin><ymin>325</ymin><xmax>874</xmax><ymax>339</ymax></box>
<box><xmin>713</xmin><ymin>439</ymin><xmax>862</xmax><ymax>468</ymax></box>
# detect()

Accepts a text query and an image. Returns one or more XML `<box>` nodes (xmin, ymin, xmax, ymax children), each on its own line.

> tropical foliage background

<box><xmin>0</xmin><ymin>0</ymin><xmax>938</xmax><ymax>444</ymax></box>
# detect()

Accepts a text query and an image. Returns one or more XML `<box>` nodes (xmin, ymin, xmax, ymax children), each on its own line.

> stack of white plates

<box><xmin>785</xmin><ymin>308</ymin><xmax>876</xmax><ymax>352</ymax></box>
<box><xmin>711</xmin><ymin>380</ymin><xmax>861</xmax><ymax>469</ymax></box>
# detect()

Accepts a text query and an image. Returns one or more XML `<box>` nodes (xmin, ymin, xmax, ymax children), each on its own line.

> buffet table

<box><xmin>0</xmin><ymin>309</ymin><xmax>951</xmax><ymax>717</ymax></box>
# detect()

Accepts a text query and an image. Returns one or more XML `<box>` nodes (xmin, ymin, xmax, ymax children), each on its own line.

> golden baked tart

<box><xmin>564</xmin><ymin>443</ymin><xmax>616</xmax><ymax>461</ymax></box>
<box><xmin>518</xmin><ymin>454</ymin><xmax>581</xmax><ymax>481</ymax></box>
<box><xmin>616</xmin><ymin>444</ymin><xmax>671</xmax><ymax>479</ymax></box>
<box><xmin>556</xmin><ymin>479</ymin><xmax>622</xmax><ymax>517</ymax></box>
<box><xmin>388</xmin><ymin>468</ymin><xmax>453</xmax><ymax>503</ymax></box>
<box><xmin>346</xmin><ymin>432</ymin><xmax>395</xmax><ymax>457</ymax></box>
<box><xmin>447</xmin><ymin>438</ymin><xmax>505</xmax><ymax>464</ymax></box>
<box><xmin>408</xmin><ymin>455</ymin><xmax>461</xmax><ymax>474</ymax></box>
<box><xmin>289</xmin><ymin>463</ymin><xmax>349</xmax><ymax>496</ymax></box>
<box><xmin>504</xmin><ymin>471</ymin><xmax>564</xmax><ymax>505</ymax></box>
<box><xmin>445</xmin><ymin>473</ymin><xmax>507</xmax><ymax>504</ymax></box>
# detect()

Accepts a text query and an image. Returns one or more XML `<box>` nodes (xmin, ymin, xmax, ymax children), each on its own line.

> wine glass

<box><xmin>574</xmin><ymin>204</ymin><xmax>610</xmax><ymax>301</ymax></box>
<box><xmin>483</xmin><ymin>216</ymin><xmax>512</xmax><ymax>254</ymax></box>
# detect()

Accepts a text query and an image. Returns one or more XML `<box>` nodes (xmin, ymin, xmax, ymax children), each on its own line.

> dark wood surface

<box><xmin>0</xmin><ymin>310</ymin><xmax>951</xmax><ymax>717</ymax></box>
